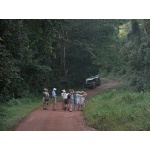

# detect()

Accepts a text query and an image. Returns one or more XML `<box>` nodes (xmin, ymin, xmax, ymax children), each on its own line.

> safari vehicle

<box><xmin>93</xmin><ymin>75</ymin><xmax>101</xmax><ymax>86</ymax></box>
<box><xmin>85</xmin><ymin>75</ymin><xmax>101</xmax><ymax>89</ymax></box>
<box><xmin>85</xmin><ymin>77</ymin><xmax>96</xmax><ymax>89</ymax></box>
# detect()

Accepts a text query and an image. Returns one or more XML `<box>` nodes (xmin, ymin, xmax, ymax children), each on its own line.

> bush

<box><xmin>7</xmin><ymin>99</ymin><xmax>21</xmax><ymax>107</ymax></box>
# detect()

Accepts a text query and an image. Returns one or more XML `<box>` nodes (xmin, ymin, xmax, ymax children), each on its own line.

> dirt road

<box><xmin>14</xmin><ymin>78</ymin><xmax>119</xmax><ymax>131</ymax></box>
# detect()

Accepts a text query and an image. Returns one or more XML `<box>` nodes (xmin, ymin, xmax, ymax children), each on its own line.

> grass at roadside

<box><xmin>0</xmin><ymin>97</ymin><xmax>42</xmax><ymax>131</ymax></box>
<box><xmin>0</xmin><ymin>94</ymin><xmax>63</xmax><ymax>131</ymax></box>
<box><xmin>83</xmin><ymin>88</ymin><xmax>150</xmax><ymax>131</ymax></box>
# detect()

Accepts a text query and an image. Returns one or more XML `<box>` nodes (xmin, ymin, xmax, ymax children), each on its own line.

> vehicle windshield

<box><xmin>86</xmin><ymin>80</ymin><xmax>93</xmax><ymax>83</ymax></box>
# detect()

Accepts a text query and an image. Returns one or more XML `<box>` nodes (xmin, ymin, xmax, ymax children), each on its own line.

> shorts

<box><xmin>52</xmin><ymin>96</ymin><xmax>57</xmax><ymax>99</ymax></box>
<box><xmin>73</xmin><ymin>98</ymin><xmax>77</xmax><ymax>104</ymax></box>
<box><xmin>76</xmin><ymin>98</ymin><xmax>80</xmax><ymax>104</ymax></box>
<box><xmin>64</xmin><ymin>99</ymin><xmax>69</xmax><ymax>104</ymax></box>
<box><xmin>79</xmin><ymin>99</ymin><xmax>84</xmax><ymax>105</ymax></box>
<box><xmin>52</xmin><ymin>96</ymin><xmax>57</xmax><ymax>103</ymax></box>
<box><xmin>69</xmin><ymin>99</ymin><xmax>73</xmax><ymax>104</ymax></box>
<box><xmin>43</xmin><ymin>99</ymin><xmax>49</xmax><ymax>105</ymax></box>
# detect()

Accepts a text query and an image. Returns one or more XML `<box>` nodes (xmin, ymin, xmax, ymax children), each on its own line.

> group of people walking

<box><xmin>61</xmin><ymin>89</ymin><xmax>87</xmax><ymax>112</ymax></box>
<box><xmin>42</xmin><ymin>88</ymin><xmax>87</xmax><ymax>112</ymax></box>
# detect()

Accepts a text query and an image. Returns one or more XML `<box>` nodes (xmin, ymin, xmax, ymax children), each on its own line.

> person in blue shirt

<box><xmin>73</xmin><ymin>91</ymin><xmax>77</xmax><ymax>110</ymax></box>
<box><xmin>52</xmin><ymin>88</ymin><xmax>57</xmax><ymax>110</ymax></box>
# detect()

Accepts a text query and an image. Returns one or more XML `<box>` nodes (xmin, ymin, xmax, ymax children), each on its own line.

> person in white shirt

<box><xmin>78</xmin><ymin>93</ymin><xmax>83</xmax><ymax>111</ymax></box>
<box><xmin>61</xmin><ymin>89</ymin><xmax>66</xmax><ymax>110</ymax></box>
<box><xmin>78</xmin><ymin>91</ymin><xmax>87</xmax><ymax>111</ymax></box>
<box><xmin>64</xmin><ymin>92</ymin><xmax>69</xmax><ymax>111</ymax></box>
<box><xmin>83</xmin><ymin>91</ymin><xmax>87</xmax><ymax>105</ymax></box>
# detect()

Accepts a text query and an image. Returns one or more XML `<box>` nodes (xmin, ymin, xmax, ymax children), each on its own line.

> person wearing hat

<box><xmin>52</xmin><ymin>88</ymin><xmax>57</xmax><ymax>110</ymax></box>
<box><xmin>78</xmin><ymin>93</ymin><xmax>83</xmax><ymax>111</ymax></box>
<box><xmin>61</xmin><ymin>89</ymin><xmax>66</xmax><ymax>110</ymax></box>
<box><xmin>42</xmin><ymin>88</ymin><xmax>50</xmax><ymax>110</ymax></box>
<box><xmin>64</xmin><ymin>92</ymin><xmax>70</xmax><ymax>111</ymax></box>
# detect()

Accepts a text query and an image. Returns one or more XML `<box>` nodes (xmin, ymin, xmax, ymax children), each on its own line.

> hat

<box><xmin>43</xmin><ymin>88</ymin><xmax>48</xmax><ymax>92</ymax></box>
<box><xmin>62</xmin><ymin>89</ymin><xmax>66</xmax><ymax>92</ymax></box>
<box><xmin>53</xmin><ymin>88</ymin><xmax>57</xmax><ymax>91</ymax></box>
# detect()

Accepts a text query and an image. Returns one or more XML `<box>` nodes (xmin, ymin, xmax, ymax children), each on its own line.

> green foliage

<box><xmin>0</xmin><ymin>96</ymin><xmax>41</xmax><ymax>131</ymax></box>
<box><xmin>2</xmin><ymin>19</ymin><xmax>118</xmax><ymax>101</ymax></box>
<box><xmin>0</xmin><ymin>43</ymin><xmax>23</xmax><ymax>101</ymax></box>
<box><xmin>1</xmin><ymin>19</ymin><xmax>150</xmax><ymax>103</ymax></box>
<box><xmin>118</xmin><ymin>20</ymin><xmax>150</xmax><ymax>92</ymax></box>
<box><xmin>83</xmin><ymin>88</ymin><xmax>150</xmax><ymax>131</ymax></box>
<box><xmin>0</xmin><ymin>20</ymin><xmax>56</xmax><ymax>102</ymax></box>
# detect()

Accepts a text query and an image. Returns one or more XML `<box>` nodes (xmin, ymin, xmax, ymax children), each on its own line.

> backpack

<box><xmin>67</xmin><ymin>94</ymin><xmax>71</xmax><ymax>99</ymax></box>
<box><xmin>45</xmin><ymin>92</ymin><xmax>49</xmax><ymax>100</ymax></box>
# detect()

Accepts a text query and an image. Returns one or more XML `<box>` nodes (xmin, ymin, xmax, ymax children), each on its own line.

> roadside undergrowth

<box><xmin>83</xmin><ymin>88</ymin><xmax>150</xmax><ymax>131</ymax></box>
<box><xmin>0</xmin><ymin>97</ymin><xmax>42</xmax><ymax>131</ymax></box>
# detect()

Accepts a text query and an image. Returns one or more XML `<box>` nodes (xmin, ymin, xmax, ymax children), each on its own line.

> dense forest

<box><xmin>0</xmin><ymin>19</ymin><xmax>150</xmax><ymax>103</ymax></box>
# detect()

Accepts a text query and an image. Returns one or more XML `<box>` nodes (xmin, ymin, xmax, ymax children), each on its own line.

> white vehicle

<box><xmin>85</xmin><ymin>75</ymin><xmax>101</xmax><ymax>89</ymax></box>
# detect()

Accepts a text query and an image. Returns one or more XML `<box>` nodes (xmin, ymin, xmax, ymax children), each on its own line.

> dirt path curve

<box><xmin>14</xmin><ymin>78</ymin><xmax>119</xmax><ymax>131</ymax></box>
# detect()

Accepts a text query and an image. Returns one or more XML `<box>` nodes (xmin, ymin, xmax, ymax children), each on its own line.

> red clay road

<box><xmin>14</xmin><ymin>78</ymin><xmax>119</xmax><ymax>131</ymax></box>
